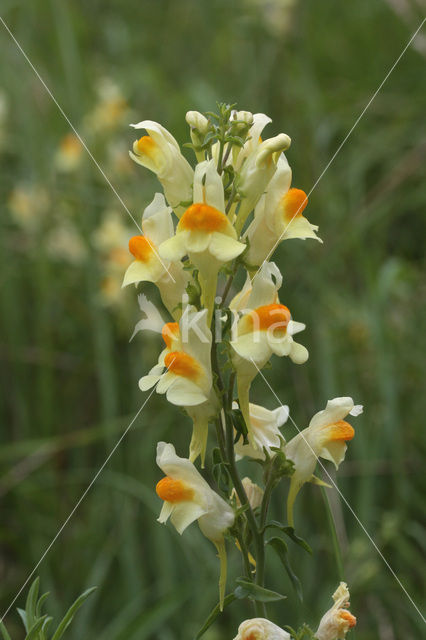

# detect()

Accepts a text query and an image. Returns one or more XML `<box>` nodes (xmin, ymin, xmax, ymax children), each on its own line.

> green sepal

<box><xmin>224</xmin><ymin>135</ymin><xmax>245</xmax><ymax>147</ymax></box>
<box><xmin>201</xmin><ymin>130</ymin><xmax>219</xmax><ymax>146</ymax></box>
<box><xmin>267</xmin><ymin>448</ymin><xmax>295</xmax><ymax>487</ymax></box>
<box><xmin>234</xmin><ymin>578</ymin><xmax>286</xmax><ymax>602</ymax></box>
<box><xmin>310</xmin><ymin>474</ymin><xmax>332</xmax><ymax>488</ymax></box>
<box><xmin>286</xmin><ymin>623</ymin><xmax>317</xmax><ymax>639</ymax></box>
<box><xmin>267</xmin><ymin>537</ymin><xmax>303</xmax><ymax>601</ymax></box>
<box><xmin>182</xmin><ymin>142</ymin><xmax>199</xmax><ymax>151</ymax></box>
<box><xmin>185</xmin><ymin>272</ymin><xmax>202</xmax><ymax>308</ymax></box>
<box><xmin>194</xmin><ymin>593</ymin><xmax>236</xmax><ymax>639</ymax></box>
<box><xmin>177</xmin><ymin>199</ymin><xmax>193</xmax><ymax>209</ymax></box>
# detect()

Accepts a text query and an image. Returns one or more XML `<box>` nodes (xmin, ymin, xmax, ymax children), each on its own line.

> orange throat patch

<box><xmin>128</xmin><ymin>235</ymin><xmax>155</xmax><ymax>262</ymax></box>
<box><xmin>281</xmin><ymin>188</ymin><xmax>308</xmax><ymax>222</ymax></box>
<box><xmin>136</xmin><ymin>135</ymin><xmax>158</xmax><ymax>159</ymax></box>
<box><xmin>179</xmin><ymin>203</ymin><xmax>228</xmax><ymax>233</ymax></box>
<box><xmin>164</xmin><ymin>351</ymin><xmax>201</xmax><ymax>381</ymax></box>
<box><xmin>241</xmin><ymin>303</ymin><xmax>291</xmax><ymax>335</ymax></box>
<box><xmin>339</xmin><ymin>610</ymin><xmax>357</xmax><ymax>628</ymax></box>
<box><xmin>156</xmin><ymin>476</ymin><xmax>194</xmax><ymax>503</ymax></box>
<box><xmin>162</xmin><ymin>323</ymin><xmax>180</xmax><ymax>349</ymax></box>
<box><xmin>326</xmin><ymin>419</ymin><xmax>355</xmax><ymax>442</ymax></box>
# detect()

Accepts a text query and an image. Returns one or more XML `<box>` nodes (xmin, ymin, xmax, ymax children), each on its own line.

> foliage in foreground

<box><xmin>0</xmin><ymin>579</ymin><xmax>95</xmax><ymax>640</ymax></box>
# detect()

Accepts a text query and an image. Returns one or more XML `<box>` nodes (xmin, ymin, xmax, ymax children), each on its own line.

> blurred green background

<box><xmin>1</xmin><ymin>0</ymin><xmax>425</xmax><ymax>638</ymax></box>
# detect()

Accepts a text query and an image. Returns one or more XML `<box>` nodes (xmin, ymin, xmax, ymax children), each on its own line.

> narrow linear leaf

<box><xmin>0</xmin><ymin>621</ymin><xmax>12</xmax><ymax>640</ymax></box>
<box><xmin>25</xmin><ymin>578</ymin><xmax>40</xmax><ymax>629</ymax></box>
<box><xmin>40</xmin><ymin>616</ymin><xmax>53</xmax><ymax>640</ymax></box>
<box><xmin>234</xmin><ymin>579</ymin><xmax>286</xmax><ymax>603</ymax></box>
<box><xmin>194</xmin><ymin>593</ymin><xmax>236</xmax><ymax>640</ymax></box>
<box><xmin>281</xmin><ymin>526</ymin><xmax>313</xmax><ymax>555</ymax></box>
<box><xmin>26</xmin><ymin>615</ymin><xmax>47</xmax><ymax>640</ymax></box>
<box><xmin>265</xmin><ymin>521</ymin><xmax>312</xmax><ymax>554</ymax></box>
<box><xmin>267</xmin><ymin>537</ymin><xmax>303</xmax><ymax>601</ymax></box>
<box><xmin>51</xmin><ymin>587</ymin><xmax>96</xmax><ymax>640</ymax></box>
<box><xmin>17</xmin><ymin>608</ymin><xmax>28</xmax><ymax>632</ymax></box>
<box><xmin>36</xmin><ymin>592</ymin><xmax>50</xmax><ymax>617</ymax></box>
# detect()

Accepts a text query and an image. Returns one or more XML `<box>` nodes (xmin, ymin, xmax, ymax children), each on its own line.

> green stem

<box><xmin>260</xmin><ymin>473</ymin><xmax>274</xmax><ymax>531</ymax></box>
<box><xmin>321</xmin><ymin>487</ymin><xmax>345</xmax><ymax>581</ymax></box>
<box><xmin>225</xmin><ymin>183</ymin><xmax>237</xmax><ymax>214</ymax></box>
<box><xmin>211</xmin><ymin>312</ymin><xmax>267</xmax><ymax>616</ymax></box>
<box><xmin>217</xmin><ymin>138</ymin><xmax>225</xmax><ymax>175</ymax></box>
<box><xmin>221</xmin><ymin>262</ymin><xmax>238</xmax><ymax>306</ymax></box>
<box><xmin>237</xmin><ymin>529</ymin><xmax>253</xmax><ymax>580</ymax></box>
<box><xmin>223</xmin><ymin>409</ymin><xmax>266</xmax><ymax>616</ymax></box>
<box><xmin>214</xmin><ymin>418</ymin><xmax>226</xmax><ymax>464</ymax></box>
<box><xmin>222</xmin><ymin>141</ymin><xmax>233</xmax><ymax>169</ymax></box>
<box><xmin>227</xmin><ymin>372</ymin><xmax>236</xmax><ymax>410</ymax></box>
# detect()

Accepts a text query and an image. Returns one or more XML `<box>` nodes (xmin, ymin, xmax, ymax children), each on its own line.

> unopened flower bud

<box><xmin>185</xmin><ymin>110</ymin><xmax>209</xmax><ymax>134</ymax></box>
<box><xmin>256</xmin><ymin>133</ymin><xmax>291</xmax><ymax>166</ymax></box>
<box><xmin>231</xmin><ymin>477</ymin><xmax>264</xmax><ymax>510</ymax></box>
<box><xmin>231</xmin><ymin>110</ymin><xmax>254</xmax><ymax>130</ymax></box>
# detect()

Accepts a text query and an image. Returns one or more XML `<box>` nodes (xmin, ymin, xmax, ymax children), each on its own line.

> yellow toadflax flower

<box><xmin>233</xmin><ymin>617</ymin><xmax>291</xmax><ymax>640</ymax></box>
<box><xmin>156</xmin><ymin>441</ymin><xmax>235</xmax><ymax>609</ymax></box>
<box><xmin>245</xmin><ymin>154</ymin><xmax>322</xmax><ymax>267</ymax></box>
<box><xmin>230</xmin><ymin>263</ymin><xmax>308</xmax><ymax>446</ymax></box>
<box><xmin>234</xmin><ymin>113</ymin><xmax>291</xmax><ymax>233</ymax></box>
<box><xmin>122</xmin><ymin>193</ymin><xmax>189</xmax><ymax>318</ymax></box>
<box><xmin>316</xmin><ymin>582</ymin><xmax>356</xmax><ymax>640</ymax></box>
<box><xmin>233</xmin><ymin>401</ymin><xmax>289</xmax><ymax>460</ymax></box>
<box><xmin>129</xmin><ymin>119</ymin><xmax>193</xmax><ymax>215</ymax></box>
<box><xmin>284</xmin><ymin>397</ymin><xmax>363</xmax><ymax>526</ymax></box>
<box><xmin>159</xmin><ymin>159</ymin><xmax>246</xmax><ymax>323</ymax></box>
<box><xmin>139</xmin><ymin>308</ymin><xmax>218</xmax><ymax>465</ymax></box>
<box><xmin>55</xmin><ymin>133</ymin><xmax>84</xmax><ymax>172</ymax></box>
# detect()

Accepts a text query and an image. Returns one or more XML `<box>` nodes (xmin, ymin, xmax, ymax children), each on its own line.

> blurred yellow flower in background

<box><xmin>8</xmin><ymin>183</ymin><xmax>50</xmax><ymax>231</ymax></box>
<box><xmin>55</xmin><ymin>133</ymin><xmax>84</xmax><ymax>172</ymax></box>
